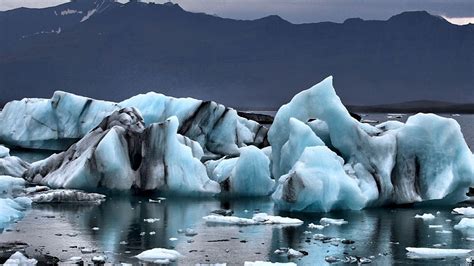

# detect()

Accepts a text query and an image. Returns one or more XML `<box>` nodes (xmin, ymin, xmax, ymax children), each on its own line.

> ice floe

<box><xmin>453</xmin><ymin>207</ymin><xmax>474</xmax><ymax>217</ymax></box>
<box><xmin>406</xmin><ymin>247</ymin><xmax>472</xmax><ymax>259</ymax></box>
<box><xmin>244</xmin><ymin>262</ymin><xmax>296</xmax><ymax>266</ymax></box>
<box><xmin>4</xmin><ymin>251</ymin><xmax>37</xmax><ymax>265</ymax></box>
<box><xmin>414</xmin><ymin>213</ymin><xmax>436</xmax><ymax>220</ymax></box>
<box><xmin>203</xmin><ymin>213</ymin><xmax>302</xmax><ymax>226</ymax></box>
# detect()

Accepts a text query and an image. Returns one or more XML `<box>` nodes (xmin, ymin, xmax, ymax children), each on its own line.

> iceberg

<box><xmin>0</xmin><ymin>197</ymin><xmax>32</xmax><ymax>230</ymax></box>
<box><xmin>454</xmin><ymin>218</ymin><xmax>474</xmax><ymax>235</ymax></box>
<box><xmin>205</xmin><ymin>146</ymin><xmax>274</xmax><ymax>196</ymax></box>
<box><xmin>0</xmin><ymin>91</ymin><xmax>267</xmax><ymax>155</ymax></box>
<box><xmin>269</xmin><ymin>76</ymin><xmax>474</xmax><ymax>212</ymax></box>
<box><xmin>27</xmin><ymin>189</ymin><xmax>106</xmax><ymax>203</ymax></box>
<box><xmin>23</xmin><ymin>108</ymin><xmax>220</xmax><ymax>195</ymax></box>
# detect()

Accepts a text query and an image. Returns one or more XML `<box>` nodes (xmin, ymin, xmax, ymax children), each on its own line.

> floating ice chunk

<box><xmin>27</xmin><ymin>189</ymin><xmax>105</xmax><ymax>203</ymax></box>
<box><xmin>144</xmin><ymin>218</ymin><xmax>160</xmax><ymax>223</ymax></box>
<box><xmin>135</xmin><ymin>248</ymin><xmax>182</xmax><ymax>263</ymax></box>
<box><xmin>169</xmin><ymin>237</ymin><xmax>178</xmax><ymax>241</ymax></box>
<box><xmin>406</xmin><ymin>247</ymin><xmax>472</xmax><ymax>259</ymax></box>
<box><xmin>308</xmin><ymin>223</ymin><xmax>325</xmax><ymax>230</ymax></box>
<box><xmin>206</xmin><ymin>146</ymin><xmax>274</xmax><ymax>196</ymax></box>
<box><xmin>4</xmin><ymin>251</ymin><xmax>37</xmax><ymax>265</ymax></box>
<box><xmin>414</xmin><ymin>213</ymin><xmax>435</xmax><ymax>220</ymax></box>
<box><xmin>428</xmin><ymin>225</ymin><xmax>443</xmax><ymax>228</ymax></box>
<box><xmin>454</xmin><ymin>218</ymin><xmax>474</xmax><ymax>234</ymax></box>
<box><xmin>274</xmin><ymin>248</ymin><xmax>306</xmax><ymax>258</ymax></box>
<box><xmin>453</xmin><ymin>207</ymin><xmax>474</xmax><ymax>217</ymax></box>
<box><xmin>320</xmin><ymin>218</ymin><xmax>348</xmax><ymax>226</ymax></box>
<box><xmin>252</xmin><ymin>213</ymin><xmax>303</xmax><ymax>225</ymax></box>
<box><xmin>203</xmin><ymin>213</ymin><xmax>302</xmax><ymax>226</ymax></box>
<box><xmin>0</xmin><ymin>145</ymin><xmax>9</xmax><ymax>158</ymax></box>
<box><xmin>272</xmin><ymin>146</ymin><xmax>368</xmax><ymax>212</ymax></box>
<box><xmin>435</xmin><ymin>230</ymin><xmax>452</xmax><ymax>234</ymax></box>
<box><xmin>244</xmin><ymin>262</ymin><xmax>296</xmax><ymax>266</ymax></box>
<box><xmin>203</xmin><ymin>215</ymin><xmax>257</xmax><ymax>225</ymax></box>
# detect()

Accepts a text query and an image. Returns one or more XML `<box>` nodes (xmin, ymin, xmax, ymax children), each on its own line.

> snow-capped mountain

<box><xmin>0</xmin><ymin>2</ymin><xmax>473</xmax><ymax>108</ymax></box>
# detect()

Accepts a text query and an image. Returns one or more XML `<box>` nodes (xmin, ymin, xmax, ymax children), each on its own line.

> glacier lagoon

<box><xmin>1</xmin><ymin>76</ymin><xmax>474</xmax><ymax>264</ymax></box>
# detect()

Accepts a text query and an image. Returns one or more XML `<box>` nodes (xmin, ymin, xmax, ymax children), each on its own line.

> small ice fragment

<box><xmin>149</xmin><ymin>231</ymin><xmax>156</xmax><ymax>235</ymax></box>
<box><xmin>184</xmin><ymin>228</ymin><xmax>198</xmax><ymax>237</ymax></box>
<box><xmin>428</xmin><ymin>225</ymin><xmax>443</xmax><ymax>228</ymax></box>
<box><xmin>140</xmin><ymin>232</ymin><xmax>146</xmax><ymax>236</ymax></box>
<box><xmin>120</xmin><ymin>241</ymin><xmax>128</xmax><ymax>245</ymax></box>
<box><xmin>169</xmin><ymin>237</ymin><xmax>178</xmax><ymax>241</ymax></box>
<box><xmin>308</xmin><ymin>223</ymin><xmax>325</xmax><ymax>229</ymax></box>
<box><xmin>325</xmin><ymin>256</ymin><xmax>339</xmax><ymax>263</ymax></box>
<box><xmin>92</xmin><ymin>227</ymin><xmax>99</xmax><ymax>231</ymax></box>
<box><xmin>435</xmin><ymin>230</ymin><xmax>452</xmax><ymax>234</ymax></box>
<box><xmin>144</xmin><ymin>218</ymin><xmax>160</xmax><ymax>223</ymax></box>
<box><xmin>92</xmin><ymin>255</ymin><xmax>106</xmax><ymax>263</ymax></box>
<box><xmin>320</xmin><ymin>218</ymin><xmax>348</xmax><ymax>226</ymax></box>
<box><xmin>414</xmin><ymin>213</ymin><xmax>435</xmax><ymax>220</ymax></box>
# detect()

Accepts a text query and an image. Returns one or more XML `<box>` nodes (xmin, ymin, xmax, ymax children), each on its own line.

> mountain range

<box><xmin>1</xmin><ymin>0</ymin><xmax>473</xmax><ymax>109</ymax></box>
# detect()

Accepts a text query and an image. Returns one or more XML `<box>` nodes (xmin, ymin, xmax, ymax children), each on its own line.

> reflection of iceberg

<box><xmin>270</xmin><ymin>76</ymin><xmax>474</xmax><ymax>212</ymax></box>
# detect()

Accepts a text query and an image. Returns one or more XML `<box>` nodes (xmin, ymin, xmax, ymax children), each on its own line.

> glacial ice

<box><xmin>269</xmin><ymin>76</ymin><xmax>474</xmax><ymax>212</ymax></box>
<box><xmin>205</xmin><ymin>146</ymin><xmax>274</xmax><ymax>196</ymax></box>
<box><xmin>0</xmin><ymin>156</ymin><xmax>30</xmax><ymax>177</ymax></box>
<box><xmin>320</xmin><ymin>217</ymin><xmax>348</xmax><ymax>226</ymax></box>
<box><xmin>4</xmin><ymin>251</ymin><xmax>37</xmax><ymax>265</ymax></box>
<box><xmin>406</xmin><ymin>247</ymin><xmax>472</xmax><ymax>259</ymax></box>
<box><xmin>0</xmin><ymin>91</ymin><xmax>267</xmax><ymax>155</ymax></box>
<box><xmin>24</xmin><ymin>109</ymin><xmax>220</xmax><ymax>195</ymax></box>
<box><xmin>453</xmin><ymin>207</ymin><xmax>474</xmax><ymax>217</ymax></box>
<box><xmin>203</xmin><ymin>213</ymin><xmax>303</xmax><ymax>226</ymax></box>
<box><xmin>414</xmin><ymin>213</ymin><xmax>436</xmax><ymax>220</ymax></box>
<box><xmin>272</xmin><ymin>146</ymin><xmax>368</xmax><ymax>212</ymax></box>
<box><xmin>135</xmin><ymin>248</ymin><xmax>182</xmax><ymax>263</ymax></box>
<box><xmin>27</xmin><ymin>189</ymin><xmax>106</xmax><ymax>203</ymax></box>
<box><xmin>0</xmin><ymin>197</ymin><xmax>32</xmax><ymax>230</ymax></box>
<box><xmin>454</xmin><ymin>218</ymin><xmax>474</xmax><ymax>234</ymax></box>
<box><xmin>0</xmin><ymin>145</ymin><xmax>9</xmax><ymax>158</ymax></box>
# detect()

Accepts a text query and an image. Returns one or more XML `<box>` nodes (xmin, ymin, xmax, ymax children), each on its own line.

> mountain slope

<box><xmin>0</xmin><ymin>1</ymin><xmax>473</xmax><ymax>109</ymax></box>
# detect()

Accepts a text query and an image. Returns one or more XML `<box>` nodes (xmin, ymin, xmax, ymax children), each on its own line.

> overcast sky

<box><xmin>0</xmin><ymin>0</ymin><xmax>473</xmax><ymax>24</ymax></box>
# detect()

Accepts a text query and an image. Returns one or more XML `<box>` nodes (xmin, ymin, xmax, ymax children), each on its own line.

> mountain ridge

<box><xmin>1</xmin><ymin>2</ymin><xmax>473</xmax><ymax>109</ymax></box>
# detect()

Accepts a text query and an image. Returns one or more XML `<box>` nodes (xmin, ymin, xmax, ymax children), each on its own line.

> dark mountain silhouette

<box><xmin>348</xmin><ymin>100</ymin><xmax>474</xmax><ymax>113</ymax></box>
<box><xmin>0</xmin><ymin>0</ymin><xmax>473</xmax><ymax>109</ymax></box>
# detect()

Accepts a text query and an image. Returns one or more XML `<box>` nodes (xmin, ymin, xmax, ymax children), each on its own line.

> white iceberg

<box><xmin>406</xmin><ymin>247</ymin><xmax>472</xmax><ymax>259</ymax></box>
<box><xmin>135</xmin><ymin>248</ymin><xmax>182</xmax><ymax>263</ymax></box>
<box><xmin>206</xmin><ymin>146</ymin><xmax>274</xmax><ymax>196</ymax></box>
<box><xmin>0</xmin><ymin>91</ymin><xmax>267</xmax><ymax>155</ymax></box>
<box><xmin>269</xmin><ymin>76</ymin><xmax>474</xmax><ymax>212</ymax></box>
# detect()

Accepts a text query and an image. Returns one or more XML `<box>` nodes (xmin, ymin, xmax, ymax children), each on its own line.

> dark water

<box><xmin>1</xmin><ymin>196</ymin><xmax>473</xmax><ymax>265</ymax></box>
<box><xmin>2</xmin><ymin>113</ymin><xmax>474</xmax><ymax>264</ymax></box>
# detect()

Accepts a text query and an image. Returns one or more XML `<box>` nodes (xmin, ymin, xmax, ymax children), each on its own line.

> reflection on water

<box><xmin>2</xmin><ymin>195</ymin><xmax>472</xmax><ymax>265</ymax></box>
